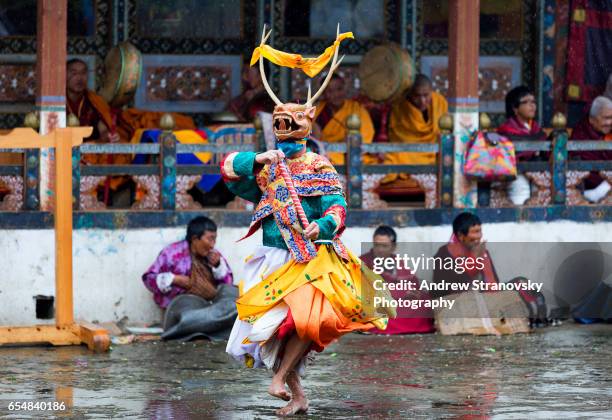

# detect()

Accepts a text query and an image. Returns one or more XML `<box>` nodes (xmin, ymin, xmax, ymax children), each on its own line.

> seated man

<box><xmin>497</xmin><ymin>86</ymin><xmax>548</xmax><ymax>205</ymax></box>
<box><xmin>431</xmin><ymin>212</ymin><xmax>499</xmax><ymax>299</ymax></box>
<box><xmin>382</xmin><ymin>74</ymin><xmax>448</xmax><ymax>185</ymax></box>
<box><xmin>66</xmin><ymin>59</ymin><xmax>122</xmax><ymax>149</ymax></box>
<box><xmin>571</xmin><ymin>96</ymin><xmax>612</xmax><ymax>202</ymax></box>
<box><xmin>142</xmin><ymin>216</ymin><xmax>234</xmax><ymax>309</ymax></box>
<box><xmin>66</xmin><ymin>58</ymin><xmax>133</xmax><ymax>206</ymax></box>
<box><xmin>313</xmin><ymin>75</ymin><xmax>376</xmax><ymax>165</ymax></box>
<box><xmin>433</xmin><ymin>213</ymin><xmax>548</xmax><ymax>332</ymax></box>
<box><xmin>228</xmin><ymin>63</ymin><xmax>276</xmax><ymax>122</ymax></box>
<box><xmin>360</xmin><ymin>225</ymin><xmax>434</xmax><ymax>334</ymax></box>
<box><xmin>498</xmin><ymin>86</ymin><xmax>547</xmax><ymax>152</ymax></box>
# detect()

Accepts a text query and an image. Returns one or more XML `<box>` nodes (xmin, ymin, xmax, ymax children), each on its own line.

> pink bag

<box><xmin>464</xmin><ymin>132</ymin><xmax>517</xmax><ymax>181</ymax></box>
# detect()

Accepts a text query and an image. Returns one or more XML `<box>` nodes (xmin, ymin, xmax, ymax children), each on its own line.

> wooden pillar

<box><xmin>160</xmin><ymin>131</ymin><xmax>177</xmax><ymax>211</ymax></box>
<box><xmin>37</xmin><ymin>0</ymin><xmax>68</xmax><ymax>210</ymax></box>
<box><xmin>346</xmin><ymin>114</ymin><xmax>363</xmax><ymax>209</ymax></box>
<box><xmin>24</xmin><ymin>150</ymin><xmax>41</xmax><ymax>210</ymax></box>
<box><xmin>448</xmin><ymin>0</ymin><xmax>479</xmax><ymax>208</ymax></box>
<box><xmin>551</xmin><ymin>113</ymin><xmax>569</xmax><ymax>205</ymax></box>
<box><xmin>54</xmin><ymin>129</ymin><xmax>74</xmax><ymax>326</ymax></box>
<box><xmin>438</xmin><ymin>114</ymin><xmax>454</xmax><ymax>208</ymax></box>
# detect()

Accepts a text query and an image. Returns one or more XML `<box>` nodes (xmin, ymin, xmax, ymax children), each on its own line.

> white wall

<box><xmin>1</xmin><ymin>221</ymin><xmax>611</xmax><ymax>326</ymax></box>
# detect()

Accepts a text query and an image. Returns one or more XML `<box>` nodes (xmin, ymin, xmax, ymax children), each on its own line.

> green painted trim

<box><xmin>0</xmin><ymin>206</ymin><xmax>610</xmax><ymax>230</ymax></box>
<box><xmin>449</xmin><ymin>106</ymin><xmax>479</xmax><ymax>113</ymax></box>
<box><xmin>35</xmin><ymin>105</ymin><xmax>66</xmax><ymax>112</ymax></box>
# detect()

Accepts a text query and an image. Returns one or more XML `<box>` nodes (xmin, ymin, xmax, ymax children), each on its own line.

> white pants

<box><xmin>226</xmin><ymin>246</ymin><xmax>303</xmax><ymax>371</ymax></box>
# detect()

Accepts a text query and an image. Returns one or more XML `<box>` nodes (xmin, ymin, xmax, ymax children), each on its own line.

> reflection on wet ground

<box><xmin>0</xmin><ymin>323</ymin><xmax>610</xmax><ymax>419</ymax></box>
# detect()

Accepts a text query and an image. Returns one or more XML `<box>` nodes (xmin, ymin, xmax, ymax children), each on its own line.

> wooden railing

<box><xmin>0</xmin><ymin>112</ymin><xmax>611</xmax><ymax>224</ymax></box>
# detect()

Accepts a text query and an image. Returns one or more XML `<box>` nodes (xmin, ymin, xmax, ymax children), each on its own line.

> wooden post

<box><xmin>72</xmin><ymin>148</ymin><xmax>81</xmax><ymax>211</ymax></box>
<box><xmin>0</xmin><ymin>127</ymin><xmax>110</xmax><ymax>352</ymax></box>
<box><xmin>160</xmin><ymin>132</ymin><xmax>177</xmax><ymax>210</ymax></box>
<box><xmin>477</xmin><ymin>113</ymin><xmax>492</xmax><ymax>207</ymax></box>
<box><xmin>159</xmin><ymin>114</ymin><xmax>177</xmax><ymax>210</ymax></box>
<box><xmin>448</xmin><ymin>0</ymin><xmax>480</xmax><ymax>208</ymax></box>
<box><xmin>37</xmin><ymin>0</ymin><xmax>68</xmax><ymax>210</ymax></box>
<box><xmin>346</xmin><ymin>113</ymin><xmax>363</xmax><ymax>209</ymax></box>
<box><xmin>68</xmin><ymin>115</ymin><xmax>81</xmax><ymax>210</ymax></box>
<box><xmin>438</xmin><ymin>114</ymin><xmax>454</xmax><ymax>208</ymax></box>
<box><xmin>24</xmin><ymin>150</ymin><xmax>40</xmax><ymax>211</ymax></box>
<box><xmin>55</xmin><ymin>129</ymin><xmax>74</xmax><ymax>326</ymax></box>
<box><xmin>551</xmin><ymin>113</ymin><xmax>568</xmax><ymax>205</ymax></box>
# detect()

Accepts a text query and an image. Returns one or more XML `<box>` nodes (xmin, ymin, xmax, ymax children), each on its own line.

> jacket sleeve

<box><xmin>315</xmin><ymin>194</ymin><xmax>347</xmax><ymax>240</ymax></box>
<box><xmin>311</xmin><ymin>154</ymin><xmax>348</xmax><ymax>240</ymax></box>
<box><xmin>220</xmin><ymin>151</ymin><xmax>263</xmax><ymax>203</ymax></box>
<box><xmin>142</xmin><ymin>248</ymin><xmax>170</xmax><ymax>296</ymax></box>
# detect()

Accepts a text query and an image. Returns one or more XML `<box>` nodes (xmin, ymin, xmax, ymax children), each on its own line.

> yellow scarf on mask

<box><xmin>250</xmin><ymin>32</ymin><xmax>354</xmax><ymax>77</ymax></box>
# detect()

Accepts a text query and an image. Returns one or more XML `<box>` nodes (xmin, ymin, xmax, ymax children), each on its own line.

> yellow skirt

<box><xmin>236</xmin><ymin>244</ymin><xmax>395</xmax><ymax>349</ymax></box>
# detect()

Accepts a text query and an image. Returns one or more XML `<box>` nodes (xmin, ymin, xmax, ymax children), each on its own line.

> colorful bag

<box><xmin>464</xmin><ymin>131</ymin><xmax>517</xmax><ymax>181</ymax></box>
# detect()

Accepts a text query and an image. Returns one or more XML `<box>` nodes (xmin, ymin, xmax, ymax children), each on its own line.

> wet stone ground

<box><xmin>0</xmin><ymin>323</ymin><xmax>610</xmax><ymax>419</ymax></box>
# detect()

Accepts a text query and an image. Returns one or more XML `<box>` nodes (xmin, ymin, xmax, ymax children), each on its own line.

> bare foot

<box><xmin>268</xmin><ymin>376</ymin><xmax>291</xmax><ymax>401</ymax></box>
<box><xmin>276</xmin><ymin>396</ymin><xmax>309</xmax><ymax>416</ymax></box>
<box><xmin>276</xmin><ymin>370</ymin><xmax>309</xmax><ymax>416</ymax></box>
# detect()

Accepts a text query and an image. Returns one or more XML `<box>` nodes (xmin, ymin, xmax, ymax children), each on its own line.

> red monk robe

<box><xmin>360</xmin><ymin>249</ymin><xmax>434</xmax><ymax>334</ymax></box>
<box><xmin>431</xmin><ymin>235</ymin><xmax>500</xmax><ymax>300</ymax></box>
<box><xmin>570</xmin><ymin>116</ymin><xmax>612</xmax><ymax>189</ymax></box>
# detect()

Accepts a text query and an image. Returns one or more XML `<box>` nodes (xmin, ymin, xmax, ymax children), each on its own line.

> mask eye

<box><xmin>296</xmin><ymin>112</ymin><xmax>304</xmax><ymax>120</ymax></box>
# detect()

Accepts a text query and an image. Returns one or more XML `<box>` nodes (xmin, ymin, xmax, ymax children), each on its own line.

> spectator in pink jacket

<box><xmin>142</xmin><ymin>216</ymin><xmax>233</xmax><ymax>309</ymax></box>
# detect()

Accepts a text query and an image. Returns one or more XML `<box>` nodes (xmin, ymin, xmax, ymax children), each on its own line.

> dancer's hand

<box><xmin>255</xmin><ymin>150</ymin><xmax>285</xmax><ymax>165</ymax></box>
<box><xmin>304</xmin><ymin>222</ymin><xmax>320</xmax><ymax>240</ymax></box>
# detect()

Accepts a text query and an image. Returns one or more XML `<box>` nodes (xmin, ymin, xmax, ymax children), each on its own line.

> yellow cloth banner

<box><xmin>173</xmin><ymin>130</ymin><xmax>212</xmax><ymax>163</ymax></box>
<box><xmin>250</xmin><ymin>32</ymin><xmax>354</xmax><ymax>78</ymax></box>
<box><xmin>131</xmin><ymin>129</ymin><xmax>212</xmax><ymax>164</ymax></box>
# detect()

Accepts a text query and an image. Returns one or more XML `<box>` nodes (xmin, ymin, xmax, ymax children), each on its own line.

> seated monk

<box><xmin>227</xmin><ymin>63</ymin><xmax>276</xmax><ymax>122</ymax></box>
<box><xmin>382</xmin><ymin>74</ymin><xmax>448</xmax><ymax>187</ymax></box>
<box><xmin>312</xmin><ymin>74</ymin><xmax>376</xmax><ymax>165</ymax></box>
<box><xmin>142</xmin><ymin>216</ymin><xmax>234</xmax><ymax>309</ymax></box>
<box><xmin>360</xmin><ymin>225</ymin><xmax>434</xmax><ymax>334</ymax></box>
<box><xmin>67</xmin><ymin>59</ymin><xmax>197</xmax><ymax>206</ymax></box>
<box><xmin>66</xmin><ymin>58</ymin><xmax>123</xmax><ymax>158</ymax></box>
<box><xmin>66</xmin><ymin>58</ymin><xmax>133</xmax><ymax>206</ymax></box>
<box><xmin>570</xmin><ymin>96</ymin><xmax>612</xmax><ymax>202</ymax></box>
<box><xmin>431</xmin><ymin>212</ymin><xmax>499</xmax><ymax>300</ymax></box>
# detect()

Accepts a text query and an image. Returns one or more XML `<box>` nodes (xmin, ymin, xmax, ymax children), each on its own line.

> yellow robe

<box><xmin>118</xmin><ymin>108</ymin><xmax>196</xmax><ymax>142</ymax></box>
<box><xmin>79</xmin><ymin>90</ymin><xmax>131</xmax><ymax>166</ymax></box>
<box><xmin>315</xmin><ymin>100</ymin><xmax>376</xmax><ymax>165</ymax></box>
<box><xmin>384</xmin><ymin>91</ymin><xmax>448</xmax><ymax>182</ymax></box>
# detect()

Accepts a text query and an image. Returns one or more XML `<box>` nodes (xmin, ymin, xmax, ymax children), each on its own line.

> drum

<box><xmin>99</xmin><ymin>42</ymin><xmax>142</xmax><ymax>108</ymax></box>
<box><xmin>358</xmin><ymin>43</ymin><xmax>413</xmax><ymax>102</ymax></box>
